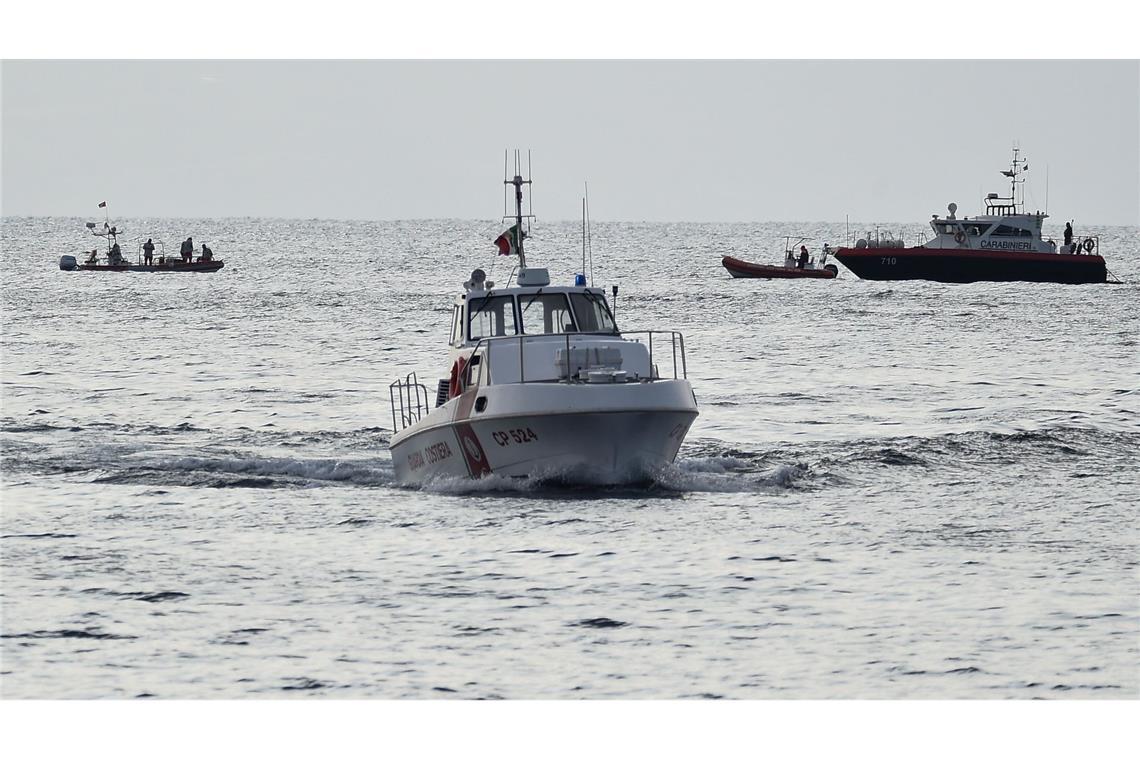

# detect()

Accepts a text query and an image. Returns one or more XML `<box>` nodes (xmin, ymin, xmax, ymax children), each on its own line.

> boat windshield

<box><xmin>468</xmin><ymin>294</ymin><xmax>518</xmax><ymax>340</ymax></box>
<box><xmin>569</xmin><ymin>292</ymin><xmax>618</xmax><ymax>333</ymax></box>
<box><xmin>518</xmin><ymin>292</ymin><xmax>576</xmax><ymax>335</ymax></box>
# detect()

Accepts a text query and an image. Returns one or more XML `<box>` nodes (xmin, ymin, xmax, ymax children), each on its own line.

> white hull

<box><xmin>390</xmin><ymin>380</ymin><xmax>698</xmax><ymax>485</ymax></box>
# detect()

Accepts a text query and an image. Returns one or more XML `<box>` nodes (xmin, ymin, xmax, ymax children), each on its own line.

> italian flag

<box><xmin>494</xmin><ymin>223</ymin><xmax>522</xmax><ymax>256</ymax></box>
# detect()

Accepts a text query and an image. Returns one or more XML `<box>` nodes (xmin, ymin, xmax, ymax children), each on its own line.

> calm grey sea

<box><xmin>1</xmin><ymin>216</ymin><xmax>1137</xmax><ymax>699</ymax></box>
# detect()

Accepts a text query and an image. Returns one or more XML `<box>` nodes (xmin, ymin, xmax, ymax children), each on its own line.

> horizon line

<box><xmin>3</xmin><ymin>214</ymin><xmax>1135</xmax><ymax>228</ymax></box>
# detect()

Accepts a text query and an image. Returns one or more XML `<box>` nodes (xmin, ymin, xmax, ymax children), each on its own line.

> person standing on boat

<box><xmin>109</xmin><ymin>242</ymin><xmax>124</xmax><ymax>265</ymax></box>
<box><xmin>180</xmin><ymin>237</ymin><xmax>193</xmax><ymax>263</ymax></box>
<box><xmin>798</xmin><ymin>245</ymin><xmax>809</xmax><ymax>269</ymax></box>
<box><xmin>143</xmin><ymin>238</ymin><xmax>155</xmax><ymax>265</ymax></box>
<box><xmin>1064</xmin><ymin>221</ymin><xmax>1073</xmax><ymax>249</ymax></box>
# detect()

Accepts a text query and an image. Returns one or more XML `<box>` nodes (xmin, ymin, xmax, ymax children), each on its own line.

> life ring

<box><xmin>448</xmin><ymin>356</ymin><xmax>468</xmax><ymax>399</ymax></box>
<box><xmin>1083</xmin><ymin>238</ymin><xmax>1095</xmax><ymax>253</ymax></box>
<box><xmin>954</xmin><ymin>230</ymin><xmax>966</xmax><ymax>245</ymax></box>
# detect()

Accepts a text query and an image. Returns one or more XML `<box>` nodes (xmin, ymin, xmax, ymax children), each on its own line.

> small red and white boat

<box><xmin>722</xmin><ymin>237</ymin><xmax>838</xmax><ymax>279</ymax></box>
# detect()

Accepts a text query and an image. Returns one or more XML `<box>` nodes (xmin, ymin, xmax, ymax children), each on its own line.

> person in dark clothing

<box><xmin>109</xmin><ymin>242</ymin><xmax>123</xmax><ymax>265</ymax></box>
<box><xmin>143</xmin><ymin>238</ymin><xmax>155</xmax><ymax>265</ymax></box>
<box><xmin>798</xmin><ymin>245</ymin><xmax>809</xmax><ymax>269</ymax></box>
<box><xmin>1064</xmin><ymin>221</ymin><xmax>1073</xmax><ymax>247</ymax></box>
<box><xmin>180</xmin><ymin>237</ymin><xmax>193</xmax><ymax>263</ymax></box>
<box><xmin>200</xmin><ymin>243</ymin><xmax>213</xmax><ymax>261</ymax></box>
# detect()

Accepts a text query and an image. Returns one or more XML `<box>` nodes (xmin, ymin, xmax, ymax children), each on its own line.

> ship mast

<box><xmin>504</xmin><ymin>150</ymin><xmax>534</xmax><ymax>270</ymax></box>
<box><xmin>1003</xmin><ymin>146</ymin><xmax>1027</xmax><ymax>213</ymax></box>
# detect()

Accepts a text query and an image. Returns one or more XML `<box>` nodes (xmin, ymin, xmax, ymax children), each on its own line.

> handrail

<box><xmin>390</xmin><ymin>330</ymin><xmax>690</xmax><ymax>430</ymax></box>
<box><xmin>923</xmin><ymin>225</ymin><xmax>1101</xmax><ymax>256</ymax></box>
<box><xmin>388</xmin><ymin>372</ymin><xmax>430</xmax><ymax>432</ymax></box>
<box><xmin>1061</xmin><ymin>234</ymin><xmax>1099</xmax><ymax>256</ymax></box>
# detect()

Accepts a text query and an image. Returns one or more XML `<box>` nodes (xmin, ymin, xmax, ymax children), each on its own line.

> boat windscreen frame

<box><xmin>568</xmin><ymin>290</ymin><xmax>620</xmax><ymax>334</ymax></box>
<box><xmin>467</xmin><ymin>293</ymin><xmax>520</xmax><ymax>341</ymax></box>
<box><xmin>517</xmin><ymin>290</ymin><xmax>578</xmax><ymax>335</ymax></box>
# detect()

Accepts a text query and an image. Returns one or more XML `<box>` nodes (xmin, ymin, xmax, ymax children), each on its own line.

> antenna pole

<box><xmin>582</xmin><ymin>196</ymin><xmax>587</xmax><ymax>278</ymax></box>
<box><xmin>515</xmin><ymin>164</ymin><xmax>525</xmax><ymax>269</ymax></box>
<box><xmin>585</xmin><ymin>181</ymin><xmax>594</xmax><ymax>287</ymax></box>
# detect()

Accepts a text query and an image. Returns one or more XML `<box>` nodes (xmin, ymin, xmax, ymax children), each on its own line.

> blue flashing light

<box><xmin>574</xmin><ymin>273</ymin><xmax>587</xmax><ymax>286</ymax></box>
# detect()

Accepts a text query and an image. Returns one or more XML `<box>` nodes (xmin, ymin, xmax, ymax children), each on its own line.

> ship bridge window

<box><xmin>991</xmin><ymin>224</ymin><xmax>1032</xmax><ymax>237</ymax></box>
<box><xmin>467</xmin><ymin>294</ymin><xmax>518</xmax><ymax>340</ymax></box>
<box><xmin>940</xmin><ymin>223</ymin><xmax>992</xmax><ymax>236</ymax></box>
<box><xmin>569</xmin><ymin>292</ymin><xmax>618</xmax><ymax>333</ymax></box>
<box><xmin>519</xmin><ymin>292</ymin><xmax>576</xmax><ymax>335</ymax></box>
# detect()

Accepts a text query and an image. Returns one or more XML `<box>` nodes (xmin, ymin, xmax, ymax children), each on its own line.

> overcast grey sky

<box><xmin>3</xmin><ymin>60</ymin><xmax>1137</xmax><ymax>225</ymax></box>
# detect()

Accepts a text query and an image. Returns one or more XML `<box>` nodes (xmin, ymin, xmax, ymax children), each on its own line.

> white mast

<box><xmin>1001</xmin><ymin>146</ymin><xmax>1027</xmax><ymax>212</ymax></box>
<box><xmin>581</xmin><ymin>196</ymin><xmax>587</xmax><ymax>278</ymax></box>
<box><xmin>585</xmin><ymin>181</ymin><xmax>594</xmax><ymax>287</ymax></box>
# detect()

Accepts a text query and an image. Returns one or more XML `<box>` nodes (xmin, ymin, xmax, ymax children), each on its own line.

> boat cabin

<box><xmin>452</xmin><ymin>282</ymin><xmax>619</xmax><ymax>348</ymax></box>
<box><xmin>920</xmin><ymin>148</ymin><xmax>1098</xmax><ymax>256</ymax></box>
<box><xmin>429</xmin><ymin>267</ymin><xmax>684</xmax><ymax>403</ymax></box>
<box><xmin>925</xmin><ymin>205</ymin><xmax>1051</xmax><ymax>253</ymax></box>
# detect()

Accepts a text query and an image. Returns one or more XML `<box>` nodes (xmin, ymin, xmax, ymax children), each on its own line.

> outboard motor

<box><xmin>59</xmin><ymin>255</ymin><xmax>78</xmax><ymax>271</ymax></box>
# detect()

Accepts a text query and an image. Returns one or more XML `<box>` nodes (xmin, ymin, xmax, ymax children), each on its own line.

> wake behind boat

<box><xmin>723</xmin><ymin>237</ymin><xmax>838</xmax><ymax>279</ymax></box>
<box><xmin>833</xmin><ymin>148</ymin><xmax>1111</xmax><ymax>284</ymax></box>
<box><xmin>387</xmin><ymin>155</ymin><xmax>698</xmax><ymax>485</ymax></box>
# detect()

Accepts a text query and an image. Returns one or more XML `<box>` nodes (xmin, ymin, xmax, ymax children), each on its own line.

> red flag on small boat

<box><xmin>98</xmin><ymin>201</ymin><xmax>107</xmax><ymax>207</ymax></box>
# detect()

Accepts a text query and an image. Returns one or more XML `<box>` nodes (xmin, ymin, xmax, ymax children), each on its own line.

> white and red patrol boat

<box><xmin>387</xmin><ymin>157</ymin><xmax>698</xmax><ymax>485</ymax></box>
<box><xmin>833</xmin><ymin>148</ymin><xmax>1109</xmax><ymax>284</ymax></box>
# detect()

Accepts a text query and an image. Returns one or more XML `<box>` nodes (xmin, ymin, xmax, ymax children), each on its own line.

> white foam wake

<box><xmin>147</xmin><ymin>453</ymin><xmax>395</xmax><ymax>487</ymax></box>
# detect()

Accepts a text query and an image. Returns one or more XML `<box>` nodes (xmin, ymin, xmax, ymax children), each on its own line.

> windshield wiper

<box><xmin>580</xmin><ymin>290</ymin><xmax>618</xmax><ymax>333</ymax></box>
<box><xmin>520</xmin><ymin>288</ymin><xmax>544</xmax><ymax>315</ymax></box>
<box><xmin>468</xmin><ymin>291</ymin><xmax>497</xmax><ymax>323</ymax></box>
